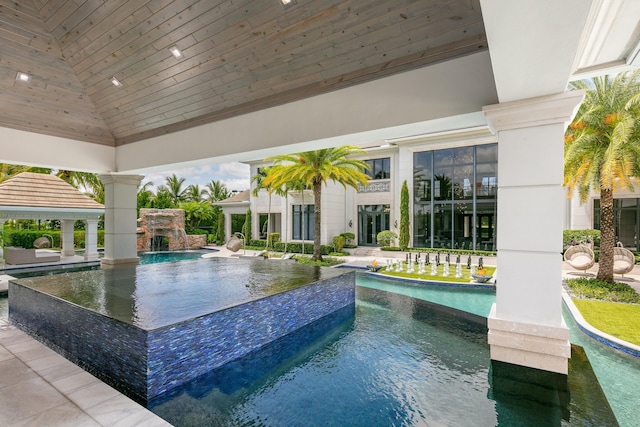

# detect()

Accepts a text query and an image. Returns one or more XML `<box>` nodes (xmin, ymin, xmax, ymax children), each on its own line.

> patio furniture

<box><xmin>4</xmin><ymin>247</ymin><xmax>60</xmax><ymax>265</ymax></box>
<box><xmin>564</xmin><ymin>245</ymin><xmax>595</xmax><ymax>275</ymax></box>
<box><xmin>613</xmin><ymin>246</ymin><xmax>635</xmax><ymax>279</ymax></box>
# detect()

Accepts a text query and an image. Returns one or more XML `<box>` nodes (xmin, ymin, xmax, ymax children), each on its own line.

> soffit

<box><xmin>0</xmin><ymin>0</ymin><xmax>486</xmax><ymax>147</ymax></box>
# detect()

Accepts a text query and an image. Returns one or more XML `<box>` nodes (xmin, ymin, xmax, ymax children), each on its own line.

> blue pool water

<box><xmin>149</xmin><ymin>280</ymin><xmax>616</xmax><ymax>426</ymax></box>
<box><xmin>138</xmin><ymin>249</ymin><xmax>214</xmax><ymax>264</ymax></box>
<box><xmin>2</xmin><ymin>263</ymin><xmax>638</xmax><ymax>425</ymax></box>
<box><xmin>356</xmin><ymin>274</ymin><xmax>496</xmax><ymax>317</ymax></box>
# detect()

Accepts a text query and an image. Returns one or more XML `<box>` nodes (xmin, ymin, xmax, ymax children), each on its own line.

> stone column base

<box><xmin>488</xmin><ymin>304</ymin><xmax>570</xmax><ymax>375</ymax></box>
<box><xmin>101</xmin><ymin>257</ymin><xmax>139</xmax><ymax>267</ymax></box>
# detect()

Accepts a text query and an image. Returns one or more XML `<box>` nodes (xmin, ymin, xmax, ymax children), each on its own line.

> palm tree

<box><xmin>204</xmin><ymin>179</ymin><xmax>232</xmax><ymax>202</ymax></box>
<box><xmin>185</xmin><ymin>184</ymin><xmax>206</xmax><ymax>202</ymax></box>
<box><xmin>264</xmin><ymin>146</ymin><xmax>370</xmax><ymax>260</ymax></box>
<box><xmin>137</xmin><ymin>182</ymin><xmax>155</xmax><ymax>214</ymax></box>
<box><xmin>163</xmin><ymin>174</ymin><xmax>187</xmax><ymax>207</ymax></box>
<box><xmin>251</xmin><ymin>167</ymin><xmax>274</xmax><ymax>248</ymax></box>
<box><xmin>564</xmin><ymin>70</ymin><xmax>640</xmax><ymax>283</ymax></box>
<box><xmin>56</xmin><ymin>170</ymin><xmax>104</xmax><ymax>202</ymax></box>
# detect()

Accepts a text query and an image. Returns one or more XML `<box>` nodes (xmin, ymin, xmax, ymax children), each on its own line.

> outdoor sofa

<box><xmin>3</xmin><ymin>247</ymin><xmax>60</xmax><ymax>265</ymax></box>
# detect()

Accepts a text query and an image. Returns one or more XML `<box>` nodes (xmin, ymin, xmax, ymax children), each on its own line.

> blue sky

<box><xmin>140</xmin><ymin>161</ymin><xmax>250</xmax><ymax>193</ymax></box>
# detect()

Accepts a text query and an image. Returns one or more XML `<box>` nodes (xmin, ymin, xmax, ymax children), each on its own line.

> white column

<box><xmin>83</xmin><ymin>219</ymin><xmax>100</xmax><ymax>261</ymax></box>
<box><xmin>99</xmin><ymin>174</ymin><xmax>144</xmax><ymax>266</ymax></box>
<box><xmin>60</xmin><ymin>219</ymin><xmax>76</xmax><ymax>257</ymax></box>
<box><xmin>483</xmin><ymin>91</ymin><xmax>584</xmax><ymax>375</ymax></box>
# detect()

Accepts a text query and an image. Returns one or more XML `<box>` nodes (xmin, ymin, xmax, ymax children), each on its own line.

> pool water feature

<box><xmin>150</xmin><ymin>285</ymin><xmax>617</xmax><ymax>426</ymax></box>
<box><xmin>8</xmin><ymin>257</ymin><xmax>355</xmax><ymax>402</ymax></box>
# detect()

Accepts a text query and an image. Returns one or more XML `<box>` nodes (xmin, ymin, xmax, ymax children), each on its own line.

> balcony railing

<box><xmin>358</xmin><ymin>180</ymin><xmax>390</xmax><ymax>193</ymax></box>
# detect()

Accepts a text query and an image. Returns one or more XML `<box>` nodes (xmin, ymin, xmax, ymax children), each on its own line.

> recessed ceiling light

<box><xmin>169</xmin><ymin>46</ymin><xmax>184</xmax><ymax>60</ymax></box>
<box><xmin>16</xmin><ymin>71</ymin><xmax>32</xmax><ymax>83</ymax></box>
<box><xmin>279</xmin><ymin>0</ymin><xmax>296</xmax><ymax>9</ymax></box>
<box><xmin>110</xmin><ymin>76</ymin><xmax>123</xmax><ymax>87</ymax></box>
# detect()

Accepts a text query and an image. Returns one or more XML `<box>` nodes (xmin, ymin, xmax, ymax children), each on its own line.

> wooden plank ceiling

<box><xmin>0</xmin><ymin>0</ymin><xmax>486</xmax><ymax>147</ymax></box>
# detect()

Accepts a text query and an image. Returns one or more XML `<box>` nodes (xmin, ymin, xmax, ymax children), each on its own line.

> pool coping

<box><xmin>360</xmin><ymin>269</ymin><xmax>497</xmax><ymax>290</ymax></box>
<box><xmin>562</xmin><ymin>291</ymin><xmax>640</xmax><ymax>358</ymax></box>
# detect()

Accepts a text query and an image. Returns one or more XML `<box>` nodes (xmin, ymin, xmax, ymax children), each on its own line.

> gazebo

<box><xmin>0</xmin><ymin>172</ymin><xmax>104</xmax><ymax>261</ymax></box>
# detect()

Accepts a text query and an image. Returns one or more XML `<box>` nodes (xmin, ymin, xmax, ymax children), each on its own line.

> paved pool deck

<box><xmin>1</xmin><ymin>247</ymin><xmax>639</xmax><ymax>425</ymax></box>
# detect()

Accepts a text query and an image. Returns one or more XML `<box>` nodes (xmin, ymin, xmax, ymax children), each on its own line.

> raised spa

<box><xmin>8</xmin><ymin>257</ymin><xmax>355</xmax><ymax>402</ymax></box>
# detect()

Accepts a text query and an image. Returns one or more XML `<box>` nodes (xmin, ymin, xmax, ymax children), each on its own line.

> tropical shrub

<box><xmin>565</xmin><ymin>277</ymin><xmax>640</xmax><ymax>304</ymax></box>
<box><xmin>377</xmin><ymin>230</ymin><xmax>398</xmax><ymax>247</ymax></box>
<box><xmin>333</xmin><ymin>235</ymin><xmax>345</xmax><ymax>253</ymax></box>
<box><xmin>267</xmin><ymin>232</ymin><xmax>280</xmax><ymax>248</ymax></box>
<box><xmin>341</xmin><ymin>232</ymin><xmax>355</xmax><ymax>247</ymax></box>
<box><xmin>563</xmin><ymin>229</ymin><xmax>600</xmax><ymax>248</ymax></box>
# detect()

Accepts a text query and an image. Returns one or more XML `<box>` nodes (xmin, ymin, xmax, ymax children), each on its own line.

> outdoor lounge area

<box><xmin>3</xmin><ymin>247</ymin><xmax>60</xmax><ymax>265</ymax></box>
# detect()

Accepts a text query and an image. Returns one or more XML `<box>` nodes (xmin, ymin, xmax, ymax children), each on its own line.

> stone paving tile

<box><xmin>0</xmin><ymin>357</ymin><xmax>39</xmax><ymax>388</ymax></box>
<box><xmin>0</xmin><ymin>324</ymin><xmax>172</xmax><ymax>426</ymax></box>
<box><xmin>66</xmin><ymin>381</ymin><xmax>125</xmax><ymax>412</ymax></box>
<box><xmin>51</xmin><ymin>369</ymin><xmax>102</xmax><ymax>395</ymax></box>
<box><xmin>38</xmin><ymin>357</ymin><xmax>86</xmax><ymax>383</ymax></box>
<box><xmin>0</xmin><ymin>376</ymin><xmax>69</xmax><ymax>425</ymax></box>
<box><xmin>86</xmin><ymin>394</ymin><xmax>171</xmax><ymax>427</ymax></box>
<box><xmin>11</xmin><ymin>402</ymin><xmax>101</xmax><ymax>427</ymax></box>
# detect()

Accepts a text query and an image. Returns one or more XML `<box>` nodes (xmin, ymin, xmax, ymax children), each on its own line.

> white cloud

<box><xmin>140</xmin><ymin>162</ymin><xmax>250</xmax><ymax>192</ymax></box>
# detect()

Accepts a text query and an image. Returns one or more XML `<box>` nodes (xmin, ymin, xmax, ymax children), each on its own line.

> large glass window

<box><xmin>413</xmin><ymin>144</ymin><xmax>497</xmax><ymax>250</ymax></box>
<box><xmin>594</xmin><ymin>198</ymin><xmax>639</xmax><ymax>250</ymax></box>
<box><xmin>292</xmin><ymin>205</ymin><xmax>314</xmax><ymax>240</ymax></box>
<box><xmin>364</xmin><ymin>158</ymin><xmax>390</xmax><ymax>180</ymax></box>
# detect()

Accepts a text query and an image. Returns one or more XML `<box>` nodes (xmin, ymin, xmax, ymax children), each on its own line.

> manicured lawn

<box><xmin>572</xmin><ymin>299</ymin><xmax>640</xmax><ymax>346</ymax></box>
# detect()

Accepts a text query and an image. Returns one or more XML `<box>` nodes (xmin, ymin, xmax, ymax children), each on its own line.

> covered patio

<box><xmin>0</xmin><ymin>172</ymin><xmax>104</xmax><ymax>265</ymax></box>
<box><xmin>0</xmin><ymin>0</ymin><xmax>639</xmax><ymax>380</ymax></box>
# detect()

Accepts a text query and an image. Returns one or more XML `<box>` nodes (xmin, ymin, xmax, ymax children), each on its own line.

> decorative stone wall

<box><xmin>136</xmin><ymin>208</ymin><xmax>203</xmax><ymax>251</ymax></box>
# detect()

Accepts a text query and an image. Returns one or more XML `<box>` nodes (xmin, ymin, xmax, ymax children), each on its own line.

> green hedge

<box><xmin>401</xmin><ymin>247</ymin><xmax>496</xmax><ymax>257</ymax></box>
<box><xmin>5</xmin><ymin>230</ymin><xmax>105</xmax><ymax>249</ymax></box>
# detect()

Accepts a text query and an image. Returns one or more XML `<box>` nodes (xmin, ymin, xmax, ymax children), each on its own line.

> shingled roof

<box><xmin>0</xmin><ymin>172</ymin><xmax>104</xmax><ymax>220</ymax></box>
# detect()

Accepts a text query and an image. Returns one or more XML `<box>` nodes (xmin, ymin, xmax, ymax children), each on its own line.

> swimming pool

<box><xmin>1</xmin><ymin>264</ymin><xmax>638</xmax><ymax>425</ymax></box>
<box><xmin>9</xmin><ymin>258</ymin><xmax>355</xmax><ymax>401</ymax></box>
<box><xmin>148</xmin><ymin>280</ymin><xmax>617</xmax><ymax>426</ymax></box>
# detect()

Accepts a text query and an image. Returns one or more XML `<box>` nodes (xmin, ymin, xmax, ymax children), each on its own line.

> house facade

<box><xmin>234</xmin><ymin>128</ymin><xmax>498</xmax><ymax>251</ymax></box>
<box><xmin>567</xmin><ymin>188</ymin><xmax>640</xmax><ymax>251</ymax></box>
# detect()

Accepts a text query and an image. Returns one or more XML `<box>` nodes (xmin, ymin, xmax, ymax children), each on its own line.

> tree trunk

<box><xmin>313</xmin><ymin>179</ymin><xmax>323</xmax><ymax>261</ymax></box>
<box><xmin>597</xmin><ymin>187</ymin><xmax>615</xmax><ymax>283</ymax></box>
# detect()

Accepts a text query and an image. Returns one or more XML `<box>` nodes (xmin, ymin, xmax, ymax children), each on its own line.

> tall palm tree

<box><xmin>185</xmin><ymin>184</ymin><xmax>206</xmax><ymax>202</ymax></box>
<box><xmin>251</xmin><ymin>167</ymin><xmax>274</xmax><ymax>248</ymax></box>
<box><xmin>163</xmin><ymin>174</ymin><xmax>187</xmax><ymax>207</ymax></box>
<box><xmin>204</xmin><ymin>179</ymin><xmax>232</xmax><ymax>202</ymax></box>
<box><xmin>564</xmin><ymin>70</ymin><xmax>640</xmax><ymax>283</ymax></box>
<box><xmin>264</xmin><ymin>146</ymin><xmax>370</xmax><ymax>260</ymax></box>
<box><xmin>137</xmin><ymin>182</ymin><xmax>155</xmax><ymax>213</ymax></box>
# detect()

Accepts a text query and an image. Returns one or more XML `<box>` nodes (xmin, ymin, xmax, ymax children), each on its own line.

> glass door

<box><xmin>358</xmin><ymin>205</ymin><xmax>390</xmax><ymax>246</ymax></box>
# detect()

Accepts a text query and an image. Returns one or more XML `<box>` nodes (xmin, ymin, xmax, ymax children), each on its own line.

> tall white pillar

<box><xmin>60</xmin><ymin>219</ymin><xmax>76</xmax><ymax>257</ymax></box>
<box><xmin>99</xmin><ymin>174</ymin><xmax>144</xmax><ymax>266</ymax></box>
<box><xmin>483</xmin><ymin>91</ymin><xmax>584</xmax><ymax>375</ymax></box>
<box><xmin>83</xmin><ymin>219</ymin><xmax>100</xmax><ymax>261</ymax></box>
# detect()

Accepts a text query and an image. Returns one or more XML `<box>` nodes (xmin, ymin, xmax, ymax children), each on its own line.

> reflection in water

<box><xmin>11</xmin><ymin>258</ymin><xmax>343</xmax><ymax>329</ymax></box>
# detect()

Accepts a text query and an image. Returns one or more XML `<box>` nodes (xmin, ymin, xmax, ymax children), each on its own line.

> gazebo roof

<box><xmin>216</xmin><ymin>190</ymin><xmax>250</xmax><ymax>206</ymax></box>
<box><xmin>0</xmin><ymin>172</ymin><xmax>104</xmax><ymax>221</ymax></box>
